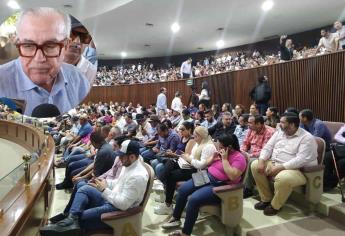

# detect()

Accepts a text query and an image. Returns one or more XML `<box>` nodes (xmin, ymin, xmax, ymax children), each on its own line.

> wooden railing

<box><xmin>0</xmin><ymin>120</ymin><xmax>55</xmax><ymax>236</ymax></box>
<box><xmin>84</xmin><ymin>51</ymin><xmax>345</xmax><ymax>122</ymax></box>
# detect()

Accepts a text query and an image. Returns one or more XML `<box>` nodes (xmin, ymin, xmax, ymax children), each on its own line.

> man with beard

<box><xmin>251</xmin><ymin>112</ymin><xmax>318</xmax><ymax>216</ymax></box>
<box><xmin>64</xmin><ymin>17</ymin><xmax>97</xmax><ymax>85</ymax></box>
<box><xmin>0</xmin><ymin>7</ymin><xmax>90</xmax><ymax>116</ymax></box>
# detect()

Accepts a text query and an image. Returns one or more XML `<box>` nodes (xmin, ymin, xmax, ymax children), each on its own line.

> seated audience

<box><xmin>208</xmin><ymin>111</ymin><xmax>236</xmax><ymax>141</ymax></box>
<box><xmin>141</xmin><ymin>123</ymin><xmax>180</xmax><ymax>164</ymax></box>
<box><xmin>251</xmin><ymin>112</ymin><xmax>318</xmax><ymax>215</ymax></box>
<box><xmin>40</xmin><ymin>140</ymin><xmax>149</xmax><ymax>235</ymax></box>
<box><xmin>265</xmin><ymin>107</ymin><xmax>280</xmax><ymax>128</ymax></box>
<box><xmin>56</xmin><ymin>131</ymin><xmax>115</xmax><ymax>190</ymax></box>
<box><xmin>177</xmin><ymin>109</ymin><xmax>194</xmax><ymax>127</ymax></box>
<box><xmin>299</xmin><ymin>109</ymin><xmax>332</xmax><ymax>149</ymax></box>
<box><xmin>49</xmin><ymin>136</ymin><xmax>126</xmax><ymax>224</ymax></box>
<box><xmin>201</xmin><ymin>109</ymin><xmax>217</xmax><ymax>129</ymax></box>
<box><xmin>162</xmin><ymin>134</ymin><xmax>246</xmax><ymax>235</ymax></box>
<box><xmin>233</xmin><ymin>114</ymin><xmax>249</xmax><ymax>146</ymax></box>
<box><xmin>249</xmin><ymin>103</ymin><xmax>259</xmax><ymax>116</ymax></box>
<box><xmin>153</xmin><ymin>122</ymin><xmax>197</xmax><ymax>215</ymax></box>
<box><xmin>241</xmin><ymin>115</ymin><xmax>275</xmax><ymax>198</ymax></box>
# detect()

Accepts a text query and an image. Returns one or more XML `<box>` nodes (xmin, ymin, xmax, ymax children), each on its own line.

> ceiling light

<box><xmin>216</xmin><ymin>40</ymin><xmax>225</xmax><ymax>49</ymax></box>
<box><xmin>121</xmin><ymin>52</ymin><xmax>127</xmax><ymax>58</ymax></box>
<box><xmin>7</xmin><ymin>0</ymin><xmax>20</xmax><ymax>9</ymax></box>
<box><xmin>171</xmin><ymin>22</ymin><xmax>180</xmax><ymax>33</ymax></box>
<box><xmin>261</xmin><ymin>0</ymin><xmax>274</xmax><ymax>12</ymax></box>
<box><xmin>63</xmin><ymin>4</ymin><xmax>73</xmax><ymax>8</ymax></box>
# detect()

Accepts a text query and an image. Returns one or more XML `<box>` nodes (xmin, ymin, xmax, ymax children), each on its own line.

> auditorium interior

<box><xmin>1</xmin><ymin>0</ymin><xmax>345</xmax><ymax>236</ymax></box>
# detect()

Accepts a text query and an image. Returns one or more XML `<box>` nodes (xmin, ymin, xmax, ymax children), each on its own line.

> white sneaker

<box><xmin>153</xmin><ymin>180</ymin><xmax>164</xmax><ymax>191</ymax></box>
<box><xmin>161</xmin><ymin>219</ymin><xmax>181</xmax><ymax>229</ymax></box>
<box><xmin>154</xmin><ymin>204</ymin><xmax>173</xmax><ymax>215</ymax></box>
<box><xmin>154</xmin><ymin>193</ymin><xmax>165</xmax><ymax>203</ymax></box>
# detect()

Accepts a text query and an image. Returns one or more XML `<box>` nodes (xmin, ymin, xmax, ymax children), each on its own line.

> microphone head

<box><xmin>31</xmin><ymin>103</ymin><xmax>61</xmax><ymax>118</ymax></box>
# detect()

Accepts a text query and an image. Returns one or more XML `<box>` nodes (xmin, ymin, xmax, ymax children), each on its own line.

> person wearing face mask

<box><xmin>0</xmin><ymin>7</ymin><xmax>90</xmax><ymax>116</ymax></box>
<box><xmin>64</xmin><ymin>16</ymin><xmax>97</xmax><ymax>85</ymax></box>
<box><xmin>251</xmin><ymin>112</ymin><xmax>318</xmax><ymax>216</ymax></box>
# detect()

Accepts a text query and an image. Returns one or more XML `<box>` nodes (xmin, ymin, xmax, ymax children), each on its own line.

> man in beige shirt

<box><xmin>251</xmin><ymin>112</ymin><xmax>317</xmax><ymax>215</ymax></box>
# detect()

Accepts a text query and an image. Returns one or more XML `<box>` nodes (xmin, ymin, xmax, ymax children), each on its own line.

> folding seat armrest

<box><xmin>101</xmin><ymin>207</ymin><xmax>142</xmax><ymax>221</ymax></box>
<box><xmin>301</xmin><ymin>165</ymin><xmax>324</xmax><ymax>173</ymax></box>
<box><xmin>213</xmin><ymin>183</ymin><xmax>244</xmax><ymax>194</ymax></box>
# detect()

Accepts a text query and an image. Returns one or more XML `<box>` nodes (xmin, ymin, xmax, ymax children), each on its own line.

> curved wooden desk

<box><xmin>0</xmin><ymin>120</ymin><xmax>55</xmax><ymax>236</ymax></box>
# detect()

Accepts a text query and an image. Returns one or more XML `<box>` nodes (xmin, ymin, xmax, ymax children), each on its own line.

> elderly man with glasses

<box><xmin>0</xmin><ymin>7</ymin><xmax>90</xmax><ymax>116</ymax></box>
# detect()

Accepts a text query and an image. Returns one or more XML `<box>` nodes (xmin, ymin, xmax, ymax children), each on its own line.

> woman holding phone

<box><xmin>161</xmin><ymin>134</ymin><xmax>247</xmax><ymax>236</ymax></box>
<box><xmin>154</xmin><ymin>125</ymin><xmax>216</xmax><ymax>215</ymax></box>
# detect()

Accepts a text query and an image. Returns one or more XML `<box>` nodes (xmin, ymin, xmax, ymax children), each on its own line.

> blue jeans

<box><xmin>64</xmin><ymin>147</ymin><xmax>85</xmax><ymax>162</ymax></box>
<box><xmin>173</xmin><ymin>178</ymin><xmax>223</xmax><ymax>235</ymax></box>
<box><xmin>70</xmin><ymin>185</ymin><xmax>118</xmax><ymax>230</ymax></box>
<box><xmin>151</xmin><ymin>158</ymin><xmax>167</xmax><ymax>183</ymax></box>
<box><xmin>141</xmin><ymin>148</ymin><xmax>156</xmax><ymax>163</ymax></box>
<box><xmin>63</xmin><ymin>158</ymin><xmax>93</xmax><ymax>187</ymax></box>
<box><xmin>64</xmin><ymin>180</ymin><xmax>88</xmax><ymax>214</ymax></box>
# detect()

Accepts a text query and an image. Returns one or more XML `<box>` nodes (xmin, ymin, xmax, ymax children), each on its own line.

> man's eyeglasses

<box><xmin>16</xmin><ymin>40</ymin><xmax>66</xmax><ymax>58</ymax></box>
<box><xmin>70</xmin><ymin>30</ymin><xmax>92</xmax><ymax>44</ymax></box>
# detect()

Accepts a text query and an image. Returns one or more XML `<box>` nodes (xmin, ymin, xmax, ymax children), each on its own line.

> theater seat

<box><xmin>175</xmin><ymin>160</ymin><xmax>248</xmax><ymax>236</ymax></box>
<box><xmin>288</xmin><ymin>137</ymin><xmax>325</xmax><ymax>209</ymax></box>
<box><xmin>87</xmin><ymin>162</ymin><xmax>154</xmax><ymax>236</ymax></box>
<box><xmin>324</xmin><ymin>121</ymin><xmax>345</xmax><ymax>142</ymax></box>
<box><xmin>199</xmin><ymin>183</ymin><xmax>244</xmax><ymax>235</ymax></box>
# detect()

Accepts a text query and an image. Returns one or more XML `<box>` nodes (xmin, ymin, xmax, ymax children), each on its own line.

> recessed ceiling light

<box><xmin>144</xmin><ymin>44</ymin><xmax>151</xmax><ymax>47</ymax></box>
<box><xmin>7</xmin><ymin>0</ymin><xmax>20</xmax><ymax>9</ymax></box>
<box><xmin>121</xmin><ymin>52</ymin><xmax>127</xmax><ymax>58</ymax></box>
<box><xmin>216</xmin><ymin>40</ymin><xmax>225</xmax><ymax>49</ymax></box>
<box><xmin>145</xmin><ymin>23</ymin><xmax>154</xmax><ymax>27</ymax></box>
<box><xmin>262</xmin><ymin>0</ymin><xmax>274</xmax><ymax>11</ymax></box>
<box><xmin>171</xmin><ymin>22</ymin><xmax>180</xmax><ymax>33</ymax></box>
<box><xmin>63</xmin><ymin>4</ymin><xmax>73</xmax><ymax>8</ymax></box>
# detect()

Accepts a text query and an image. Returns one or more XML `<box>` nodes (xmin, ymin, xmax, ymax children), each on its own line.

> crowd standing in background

<box><xmin>95</xmin><ymin>21</ymin><xmax>345</xmax><ymax>86</ymax></box>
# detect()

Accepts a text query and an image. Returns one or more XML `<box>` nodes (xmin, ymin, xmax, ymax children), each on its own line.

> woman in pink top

<box><xmin>162</xmin><ymin>134</ymin><xmax>247</xmax><ymax>236</ymax></box>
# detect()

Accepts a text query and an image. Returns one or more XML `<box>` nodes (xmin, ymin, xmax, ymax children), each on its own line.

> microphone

<box><xmin>31</xmin><ymin>103</ymin><xmax>61</xmax><ymax>118</ymax></box>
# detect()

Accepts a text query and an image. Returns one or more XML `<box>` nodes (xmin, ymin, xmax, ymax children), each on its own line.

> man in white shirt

<box><xmin>315</xmin><ymin>29</ymin><xmax>337</xmax><ymax>54</ymax></box>
<box><xmin>180</xmin><ymin>58</ymin><xmax>193</xmax><ymax>79</ymax></box>
<box><xmin>40</xmin><ymin>140</ymin><xmax>149</xmax><ymax>234</ymax></box>
<box><xmin>171</xmin><ymin>91</ymin><xmax>183</xmax><ymax>114</ymax></box>
<box><xmin>251</xmin><ymin>112</ymin><xmax>317</xmax><ymax>216</ymax></box>
<box><xmin>156</xmin><ymin>87</ymin><xmax>167</xmax><ymax>115</ymax></box>
<box><xmin>334</xmin><ymin>21</ymin><xmax>345</xmax><ymax>50</ymax></box>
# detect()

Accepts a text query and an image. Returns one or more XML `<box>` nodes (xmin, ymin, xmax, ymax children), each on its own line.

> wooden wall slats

<box><xmin>84</xmin><ymin>51</ymin><xmax>345</xmax><ymax>122</ymax></box>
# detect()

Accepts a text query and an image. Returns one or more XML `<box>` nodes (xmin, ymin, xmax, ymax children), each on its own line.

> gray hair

<box><xmin>110</xmin><ymin>126</ymin><xmax>122</xmax><ymax>137</ymax></box>
<box><xmin>222</xmin><ymin>111</ymin><xmax>232</xmax><ymax>117</ymax></box>
<box><xmin>16</xmin><ymin>7</ymin><xmax>71</xmax><ymax>39</ymax></box>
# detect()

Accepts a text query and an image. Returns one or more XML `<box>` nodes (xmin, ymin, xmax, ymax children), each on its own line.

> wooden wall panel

<box><xmin>84</xmin><ymin>51</ymin><xmax>345</xmax><ymax>122</ymax></box>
